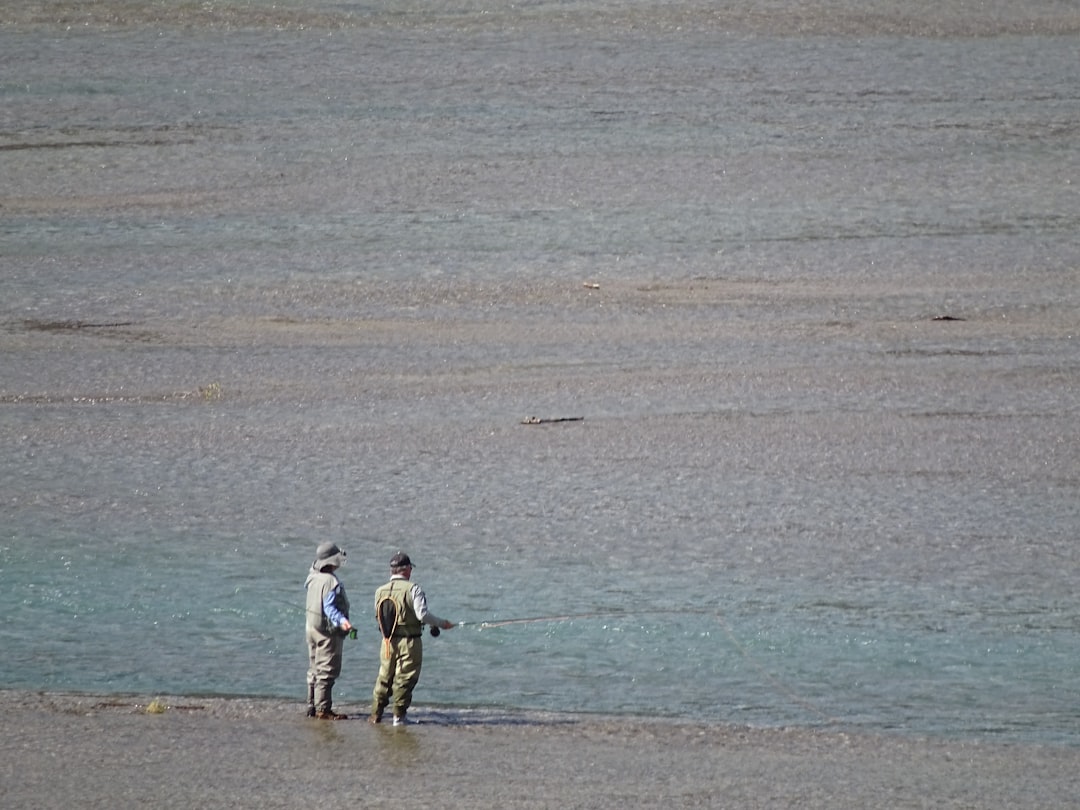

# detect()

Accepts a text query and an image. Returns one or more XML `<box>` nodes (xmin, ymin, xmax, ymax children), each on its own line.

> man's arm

<box><xmin>322</xmin><ymin>586</ymin><xmax>352</xmax><ymax>631</ymax></box>
<box><xmin>411</xmin><ymin>584</ymin><xmax>454</xmax><ymax>629</ymax></box>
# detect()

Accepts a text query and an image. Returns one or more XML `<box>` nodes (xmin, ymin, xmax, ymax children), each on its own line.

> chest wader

<box><xmin>306</xmin><ymin>573</ymin><xmax>350</xmax><ymax>718</ymax></box>
<box><xmin>371</xmin><ymin>581</ymin><xmax>423</xmax><ymax>721</ymax></box>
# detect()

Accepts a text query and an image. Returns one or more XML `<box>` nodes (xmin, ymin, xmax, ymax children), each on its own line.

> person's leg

<box><xmin>370</xmin><ymin>642</ymin><xmax>397</xmax><ymax>722</ymax></box>
<box><xmin>311</xmin><ymin>634</ymin><xmax>344</xmax><ymax>716</ymax></box>
<box><xmin>391</xmin><ymin>638</ymin><xmax>423</xmax><ymax>721</ymax></box>
<box><xmin>306</xmin><ymin>633</ymin><xmax>318</xmax><ymax>717</ymax></box>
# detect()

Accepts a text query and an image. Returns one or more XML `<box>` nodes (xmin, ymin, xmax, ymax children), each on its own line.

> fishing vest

<box><xmin>305</xmin><ymin>569</ymin><xmax>350</xmax><ymax>636</ymax></box>
<box><xmin>374</xmin><ymin>579</ymin><xmax>423</xmax><ymax>639</ymax></box>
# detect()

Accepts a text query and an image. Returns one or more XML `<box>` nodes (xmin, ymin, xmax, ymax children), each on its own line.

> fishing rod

<box><xmin>458</xmin><ymin>607</ymin><xmax>702</xmax><ymax>629</ymax></box>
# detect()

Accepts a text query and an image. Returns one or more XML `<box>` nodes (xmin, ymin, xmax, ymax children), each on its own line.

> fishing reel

<box><xmin>429</xmin><ymin>625</ymin><xmax>440</xmax><ymax>637</ymax></box>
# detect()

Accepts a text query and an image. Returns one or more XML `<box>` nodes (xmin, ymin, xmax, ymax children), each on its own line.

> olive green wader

<box><xmin>371</xmin><ymin>579</ymin><xmax>424</xmax><ymax>721</ymax></box>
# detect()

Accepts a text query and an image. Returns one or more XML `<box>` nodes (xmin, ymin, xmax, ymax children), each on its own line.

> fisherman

<box><xmin>305</xmin><ymin>542</ymin><xmax>352</xmax><ymax>720</ymax></box>
<box><xmin>369</xmin><ymin>551</ymin><xmax>454</xmax><ymax>726</ymax></box>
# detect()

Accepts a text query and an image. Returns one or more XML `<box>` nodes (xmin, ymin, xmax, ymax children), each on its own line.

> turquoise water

<box><xmin>2</xmin><ymin>0</ymin><xmax>1079</xmax><ymax>747</ymax></box>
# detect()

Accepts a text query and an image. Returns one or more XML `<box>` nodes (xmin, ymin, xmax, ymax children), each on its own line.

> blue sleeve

<box><xmin>323</xmin><ymin>586</ymin><xmax>348</xmax><ymax>629</ymax></box>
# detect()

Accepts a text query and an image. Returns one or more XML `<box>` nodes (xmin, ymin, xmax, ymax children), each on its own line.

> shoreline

<box><xmin>3</xmin><ymin>690</ymin><xmax>1080</xmax><ymax>808</ymax></box>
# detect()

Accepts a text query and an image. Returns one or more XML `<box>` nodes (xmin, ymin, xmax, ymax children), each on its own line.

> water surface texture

<box><xmin>2</xmin><ymin>0</ymin><xmax>1079</xmax><ymax>747</ymax></box>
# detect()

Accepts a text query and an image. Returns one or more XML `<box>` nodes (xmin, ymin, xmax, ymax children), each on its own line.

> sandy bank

<box><xmin>2</xmin><ymin>691</ymin><xmax>1078</xmax><ymax>809</ymax></box>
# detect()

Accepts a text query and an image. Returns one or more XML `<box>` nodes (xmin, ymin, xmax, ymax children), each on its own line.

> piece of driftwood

<box><xmin>521</xmin><ymin>416</ymin><xmax>585</xmax><ymax>425</ymax></box>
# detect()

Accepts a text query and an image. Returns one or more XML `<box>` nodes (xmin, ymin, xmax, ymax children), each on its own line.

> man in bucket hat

<box><xmin>369</xmin><ymin>551</ymin><xmax>454</xmax><ymax>726</ymax></box>
<box><xmin>305</xmin><ymin>542</ymin><xmax>352</xmax><ymax>719</ymax></box>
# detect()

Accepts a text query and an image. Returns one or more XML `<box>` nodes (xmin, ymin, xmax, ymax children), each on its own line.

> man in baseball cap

<box><xmin>369</xmin><ymin>551</ymin><xmax>454</xmax><ymax>726</ymax></box>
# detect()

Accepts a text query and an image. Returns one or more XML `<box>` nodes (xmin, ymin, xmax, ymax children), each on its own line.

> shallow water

<box><xmin>1</xmin><ymin>0</ymin><xmax>1079</xmax><ymax>747</ymax></box>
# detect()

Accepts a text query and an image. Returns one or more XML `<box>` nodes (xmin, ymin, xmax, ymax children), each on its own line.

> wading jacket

<box><xmin>305</xmin><ymin>568</ymin><xmax>350</xmax><ymax>636</ymax></box>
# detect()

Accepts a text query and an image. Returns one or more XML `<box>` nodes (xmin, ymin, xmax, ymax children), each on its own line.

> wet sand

<box><xmin>2</xmin><ymin>690</ymin><xmax>1079</xmax><ymax>809</ymax></box>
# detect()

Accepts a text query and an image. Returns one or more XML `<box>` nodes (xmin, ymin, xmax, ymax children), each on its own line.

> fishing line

<box><xmin>463</xmin><ymin>607</ymin><xmax>842</xmax><ymax>726</ymax></box>
<box><xmin>459</xmin><ymin>609</ymin><xmax>665</xmax><ymax>629</ymax></box>
<box><xmin>271</xmin><ymin>597</ymin><xmax>319</xmax><ymax>617</ymax></box>
<box><xmin>271</xmin><ymin>597</ymin><xmax>360</xmax><ymax>638</ymax></box>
